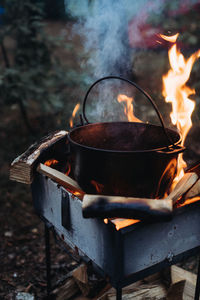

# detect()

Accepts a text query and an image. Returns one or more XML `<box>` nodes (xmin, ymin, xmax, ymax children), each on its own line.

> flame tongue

<box><xmin>160</xmin><ymin>33</ymin><xmax>179</xmax><ymax>43</ymax></box>
<box><xmin>117</xmin><ymin>94</ymin><xmax>141</xmax><ymax>122</ymax></box>
<box><xmin>69</xmin><ymin>103</ymin><xmax>80</xmax><ymax>128</ymax></box>
<box><xmin>161</xmin><ymin>33</ymin><xmax>200</xmax><ymax>183</ymax></box>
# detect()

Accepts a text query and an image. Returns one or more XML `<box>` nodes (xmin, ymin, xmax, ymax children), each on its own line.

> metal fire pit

<box><xmin>31</xmin><ymin>172</ymin><xmax>200</xmax><ymax>299</ymax></box>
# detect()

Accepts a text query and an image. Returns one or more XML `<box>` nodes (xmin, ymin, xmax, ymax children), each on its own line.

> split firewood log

<box><xmin>72</xmin><ymin>263</ymin><xmax>90</xmax><ymax>296</ymax></box>
<box><xmin>167</xmin><ymin>280</ymin><xmax>194</xmax><ymax>300</ymax></box>
<box><xmin>182</xmin><ymin>161</ymin><xmax>200</xmax><ymax>200</ymax></box>
<box><xmin>167</xmin><ymin>265</ymin><xmax>197</xmax><ymax>300</ymax></box>
<box><xmin>171</xmin><ymin>265</ymin><xmax>197</xmax><ymax>285</ymax></box>
<box><xmin>10</xmin><ymin>130</ymin><xmax>68</xmax><ymax>184</ymax></box>
<box><xmin>183</xmin><ymin>179</ymin><xmax>200</xmax><ymax>199</ymax></box>
<box><xmin>51</xmin><ymin>277</ymin><xmax>80</xmax><ymax>300</ymax></box>
<box><xmin>99</xmin><ymin>282</ymin><xmax>167</xmax><ymax>300</ymax></box>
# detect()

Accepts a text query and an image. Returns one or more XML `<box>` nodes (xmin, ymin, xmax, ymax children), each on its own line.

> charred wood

<box><xmin>82</xmin><ymin>194</ymin><xmax>172</xmax><ymax>221</ymax></box>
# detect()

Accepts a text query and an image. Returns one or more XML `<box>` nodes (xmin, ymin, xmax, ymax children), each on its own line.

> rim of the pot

<box><xmin>68</xmin><ymin>121</ymin><xmax>183</xmax><ymax>154</ymax></box>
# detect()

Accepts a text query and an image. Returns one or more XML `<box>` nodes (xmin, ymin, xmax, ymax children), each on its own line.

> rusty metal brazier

<box><xmin>68</xmin><ymin>76</ymin><xmax>184</xmax><ymax>198</ymax></box>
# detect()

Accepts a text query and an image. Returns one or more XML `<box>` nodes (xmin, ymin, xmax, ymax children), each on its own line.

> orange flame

<box><xmin>161</xmin><ymin>33</ymin><xmax>200</xmax><ymax>183</ymax></box>
<box><xmin>65</xmin><ymin>162</ymin><xmax>71</xmax><ymax>176</ymax></box>
<box><xmin>91</xmin><ymin>180</ymin><xmax>104</xmax><ymax>194</ymax></box>
<box><xmin>160</xmin><ymin>33</ymin><xmax>179</xmax><ymax>43</ymax></box>
<box><xmin>69</xmin><ymin>103</ymin><xmax>80</xmax><ymax>128</ymax></box>
<box><xmin>44</xmin><ymin>159</ymin><xmax>58</xmax><ymax>167</ymax></box>
<box><xmin>104</xmin><ymin>218</ymin><xmax>140</xmax><ymax>230</ymax></box>
<box><xmin>117</xmin><ymin>94</ymin><xmax>141</xmax><ymax>122</ymax></box>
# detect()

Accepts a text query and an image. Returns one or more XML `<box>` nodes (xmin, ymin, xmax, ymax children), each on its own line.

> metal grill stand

<box><xmin>31</xmin><ymin>174</ymin><xmax>200</xmax><ymax>300</ymax></box>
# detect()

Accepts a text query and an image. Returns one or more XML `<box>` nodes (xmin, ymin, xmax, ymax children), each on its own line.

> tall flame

<box><xmin>69</xmin><ymin>103</ymin><xmax>80</xmax><ymax>128</ymax></box>
<box><xmin>161</xmin><ymin>33</ymin><xmax>200</xmax><ymax>183</ymax></box>
<box><xmin>117</xmin><ymin>94</ymin><xmax>141</xmax><ymax>122</ymax></box>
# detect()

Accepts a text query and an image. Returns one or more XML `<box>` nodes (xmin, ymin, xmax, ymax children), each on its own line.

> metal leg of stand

<box><xmin>45</xmin><ymin>224</ymin><xmax>51</xmax><ymax>297</ymax></box>
<box><xmin>116</xmin><ymin>287</ymin><xmax>122</xmax><ymax>300</ymax></box>
<box><xmin>195</xmin><ymin>255</ymin><xmax>200</xmax><ymax>300</ymax></box>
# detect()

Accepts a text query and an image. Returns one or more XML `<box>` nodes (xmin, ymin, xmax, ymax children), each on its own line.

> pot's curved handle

<box><xmin>82</xmin><ymin>76</ymin><xmax>174</xmax><ymax>146</ymax></box>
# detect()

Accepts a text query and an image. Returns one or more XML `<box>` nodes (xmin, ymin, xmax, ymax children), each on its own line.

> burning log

<box><xmin>10</xmin><ymin>130</ymin><xmax>68</xmax><ymax>184</ymax></box>
<box><xmin>82</xmin><ymin>195</ymin><xmax>172</xmax><ymax>221</ymax></box>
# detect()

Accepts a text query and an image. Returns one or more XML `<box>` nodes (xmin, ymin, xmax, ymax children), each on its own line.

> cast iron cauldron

<box><xmin>68</xmin><ymin>76</ymin><xmax>185</xmax><ymax>198</ymax></box>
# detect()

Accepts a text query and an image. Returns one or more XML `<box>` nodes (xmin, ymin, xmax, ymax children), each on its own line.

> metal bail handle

<box><xmin>82</xmin><ymin>75</ymin><xmax>174</xmax><ymax>146</ymax></box>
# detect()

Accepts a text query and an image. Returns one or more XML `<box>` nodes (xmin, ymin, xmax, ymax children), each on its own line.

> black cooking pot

<box><xmin>68</xmin><ymin>76</ymin><xmax>185</xmax><ymax>198</ymax></box>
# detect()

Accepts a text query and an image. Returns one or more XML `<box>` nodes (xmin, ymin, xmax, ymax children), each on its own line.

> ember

<box><xmin>109</xmin><ymin>218</ymin><xmax>140</xmax><ymax>231</ymax></box>
<box><xmin>44</xmin><ymin>159</ymin><xmax>59</xmax><ymax>167</ymax></box>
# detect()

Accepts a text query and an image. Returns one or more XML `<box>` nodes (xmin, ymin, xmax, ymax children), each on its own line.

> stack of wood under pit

<box><xmin>49</xmin><ymin>262</ymin><xmax>199</xmax><ymax>300</ymax></box>
<box><xmin>10</xmin><ymin>130</ymin><xmax>200</xmax><ymax>299</ymax></box>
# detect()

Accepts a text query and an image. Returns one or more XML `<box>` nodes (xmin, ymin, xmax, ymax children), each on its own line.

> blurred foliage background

<box><xmin>0</xmin><ymin>0</ymin><xmax>90</xmax><ymax>137</ymax></box>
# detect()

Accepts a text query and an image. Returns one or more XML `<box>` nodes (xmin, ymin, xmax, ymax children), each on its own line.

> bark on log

<box><xmin>10</xmin><ymin>130</ymin><xmax>68</xmax><ymax>184</ymax></box>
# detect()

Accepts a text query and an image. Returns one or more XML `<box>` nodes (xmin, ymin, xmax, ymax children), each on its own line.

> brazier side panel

<box><xmin>31</xmin><ymin>174</ymin><xmax>117</xmax><ymax>278</ymax></box>
<box><xmin>123</xmin><ymin>204</ymin><xmax>200</xmax><ymax>276</ymax></box>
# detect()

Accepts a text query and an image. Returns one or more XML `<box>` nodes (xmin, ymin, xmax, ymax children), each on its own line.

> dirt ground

<box><xmin>0</xmin><ymin>107</ymin><xmax>77</xmax><ymax>299</ymax></box>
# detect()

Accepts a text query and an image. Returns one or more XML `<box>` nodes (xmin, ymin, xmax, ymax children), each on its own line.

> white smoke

<box><xmin>64</xmin><ymin>0</ymin><xmax>198</xmax><ymax>122</ymax></box>
<box><xmin>65</xmin><ymin>0</ymin><xmax>167</xmax><ymax>79</ymax></box>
